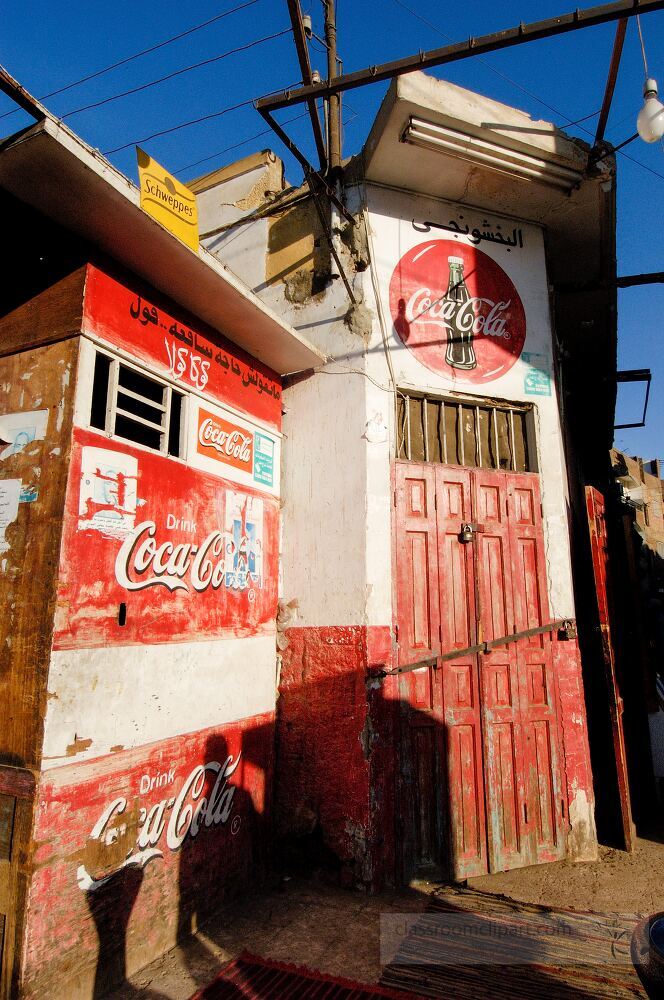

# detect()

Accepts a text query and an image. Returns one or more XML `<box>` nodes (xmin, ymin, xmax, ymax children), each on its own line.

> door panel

<box><xmin>394</xmin><ymin>466</ymin><xmax>444</xmax><ymax>876</ymax></box>
<box><xmin>507</xmin><ymin>474</ymin><xmax>565</xmax><ymax>863</ymax></box>
<box><xmin>435</xmin><ymin>466</ymin><xmax>486</xmax><ymax>878</ymax></box>
<box><xmin>395</xmin><ymin>466</ymin><xmax>441</xmax><ymax>666</ymax></box>
<box><xmin>473</xmin><ymin>470</ymin><xmax>530</xmax><ymax>872</ymax></box>
<box><xmin>394</xmin><ymin>460</ymin><xmax>565</xmax><ymax>880</ymax></box>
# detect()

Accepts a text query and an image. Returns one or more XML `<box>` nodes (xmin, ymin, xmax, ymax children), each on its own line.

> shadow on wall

<box><xmin>83</xmin><ymin>723</ymin><xmax>271</xmax><ymax>998</ymax></box>
<box><xmin>83</xmin><ymin>660</ymin><xmax>654</xmax><ymax>1000</ymax></box>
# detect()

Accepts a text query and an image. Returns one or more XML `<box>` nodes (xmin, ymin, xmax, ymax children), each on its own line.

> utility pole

<box><xmin>323</xmin><ymin>0</ymin><xmax>341</xmax><ymax>175</ymax></box>
<box><xmin>286</xmin><ymin>0</ymin><xmax>327</xmax><ymax>170</ymax></box>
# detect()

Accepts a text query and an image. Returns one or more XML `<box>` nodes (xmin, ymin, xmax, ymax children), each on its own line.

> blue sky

<box><xmin>2</xmin><ymin>1</ymin><xmax>663</xmax><ymax>461</ymax></box>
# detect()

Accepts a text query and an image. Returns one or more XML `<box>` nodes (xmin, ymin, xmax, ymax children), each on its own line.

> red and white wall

<box><xmin>363</xmin><ymin>186</ymin><xmax>596</xmax><ymax>862</ymax></box>
<box><xmin>21</xmin><ymin>266</ymin><xmax>282</xmax><ymax>997</ymax></box>
<box><xmin>205</xmin><ymin>176</ymin><xmax>597</xmax><ymax>884</ymax></box>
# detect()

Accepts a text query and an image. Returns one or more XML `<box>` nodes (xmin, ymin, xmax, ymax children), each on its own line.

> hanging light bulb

<box><xmin>637</xmin><ymin>78</ymin><xmax>664</xmax><ymax>143</ymax></box>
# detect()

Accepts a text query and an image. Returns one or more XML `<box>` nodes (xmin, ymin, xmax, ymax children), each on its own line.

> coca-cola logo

<box><xmin>199</xmin><ymin>419</ymin><xmax>252</xmax><ymax>463</ymax></box>
<box><xmin>77</xmin><ymin>756</ymin><xmax>241</xmax><ymax>892</ymax></box>
<box><xmin>197</xmin><ymin>408</ymin><xmax>254</xmax><ymax>472</ymax></box>
<box><xmin>114</xmin><ymin>519</ymin><xmax>259</xmax><ymax>593</ymax></box>
<box><xmin>389</xmin><ymin>240</ymin><xmax>526</xmax><ymax>384</ymax></box>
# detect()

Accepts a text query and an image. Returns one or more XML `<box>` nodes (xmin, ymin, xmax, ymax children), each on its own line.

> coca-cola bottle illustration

<box><xmin>444</xmin><ymin>256</ymin><xmax>477</xmax><ymax>370</ymax></box>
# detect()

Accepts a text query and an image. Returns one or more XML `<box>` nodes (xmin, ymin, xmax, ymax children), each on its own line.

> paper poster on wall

<box><xmin>78</xmin><ymin>447</ymin><xmax>141</xmax><ymax>538</ymax></box>
<box><xmin>253</xmin><ymin>433</ymin><xmax>274</xmax><ymax>488</ymax></box>
<box><xmin>191</xmin><ymin>400</ymin><xmax>279</xmax><ymax>496</ymax></box>
<box><xmin>0</xmin><ymin>410</ymin><xmax>48</xmax><ymax>460</ymax></box>
<box><xmin>197</xmin><ymin>408</ymin><xmax>254</xmax><ymax>476</ymax></box>
<box><xmin>389</xmin><ymin>239</ymin><xmax>526</xmax><ymax>384</ymax></box>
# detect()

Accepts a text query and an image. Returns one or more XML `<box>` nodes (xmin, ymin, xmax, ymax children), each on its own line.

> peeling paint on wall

<box><xmin>567</xmin><ymin>787</ymin><xmax>598</xmax><ymax>861</ymax></box>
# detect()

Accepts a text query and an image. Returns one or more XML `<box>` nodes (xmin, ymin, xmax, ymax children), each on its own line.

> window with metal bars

<box><xmin>396</xmin><ymin>392</ymin><xmax>536</xmax><ymax>473</ymax></box>
<box><xmin>90</xmin><ymin>351</ymin><xmax>185</xmax><ymax>458</ymax></box>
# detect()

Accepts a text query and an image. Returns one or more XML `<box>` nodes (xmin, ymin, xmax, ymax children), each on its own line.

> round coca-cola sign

<box><xmin>389</xmin><ymin>240</ymin><xmax>526</xmax><ymax>384</ymax></box>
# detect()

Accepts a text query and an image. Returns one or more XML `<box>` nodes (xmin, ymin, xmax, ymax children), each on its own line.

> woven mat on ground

<box><xmin>192</xmin><ymin>952</ymin><xmax>420</xmax><ymax>999</ymax></box>
<box><xmin>380</xmin><ymin>885</ymin><xmax>647</xmax><ymax>999</ymax></box>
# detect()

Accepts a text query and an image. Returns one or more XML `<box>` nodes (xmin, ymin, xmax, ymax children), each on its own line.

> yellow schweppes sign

<box><xmin>137</xmin><ymin>147</ymin><xmax>199</xmax><ymax>252</ymax></box>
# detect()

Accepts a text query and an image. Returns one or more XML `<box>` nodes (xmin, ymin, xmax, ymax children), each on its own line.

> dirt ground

<box><xmin>109</xmin><ymin>836</ymin><xmax>664</xmax><ymax>999</ymax></box>
<box><xmin>469</xmin><ymin>836</ymin><xmax>664</xmax><ymax>914</ymax></box>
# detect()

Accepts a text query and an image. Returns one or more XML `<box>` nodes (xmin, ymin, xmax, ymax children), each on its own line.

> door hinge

<box><xmin>394</xmin><ymin>489</ymin><xmax>398</xmax><ymax>507</ymax></box>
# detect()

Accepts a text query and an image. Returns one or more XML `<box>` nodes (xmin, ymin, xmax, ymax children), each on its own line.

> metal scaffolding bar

<box><xmin>255</xmin><ymin>105</ymin><xmax>354</xmax><ymax>224</ymax></box>
<box><xmin>594</xmin><ymin>18</ymin><xmax>628</xmax><ymax>146</ymax></box>
<box><xmin>256</xmin><ymin>0</ymin><xmax>664</xmax><ymax>112</ymax></box>
<box><xmin>617</xmin><ymin>271</ymin><xmax>664</xmax><ymax>287</ymax></box>
<box><xmin>614</xmin><ymin>368</ymin><xmax>652</xmax><ymax>428</ymax></box>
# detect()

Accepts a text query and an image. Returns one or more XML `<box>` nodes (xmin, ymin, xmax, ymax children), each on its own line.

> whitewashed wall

<box><xmin>364</xmin><ymin>184</ymin><xmax>575</xmax><ymax>622</ymax></box>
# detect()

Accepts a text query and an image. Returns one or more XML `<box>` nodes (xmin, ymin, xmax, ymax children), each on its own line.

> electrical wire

<box><xmin>62</xmin><ymin>29</ymin><xmax>291</xmax><ymax>119</ymax></box>
<box><xmin>178</xmin><ymin>107</ymin><xmax>359</xmax><ymax>180</ymax></box>
<box><xmin>174</xmin><ymin>110</ymin><xmax>310</xmax><ymax>175</ymax></box>
<box><xmin>103</xmin><ymin>77</ymin><xmax>305</xmax><ymax>157</ymax></box>
<box><xmin>103</xmin><ymin>98</ymin><xmax>256</xmax><ymax>154</ymax></box>
<box><xmin>636</xmin><ymin>14</ymin><xmax>650</xmax><ymax>79</ymax></box>
<box><xmin>0</xmin><ymin>0</ymin><xmax>262</xmax><ymax>121</ymax></box>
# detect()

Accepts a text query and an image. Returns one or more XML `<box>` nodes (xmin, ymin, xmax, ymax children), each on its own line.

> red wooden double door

<box><xmin>394</xmin><ymin>461</ymin><xmax>566</xmax><ymax>879</ymax></box>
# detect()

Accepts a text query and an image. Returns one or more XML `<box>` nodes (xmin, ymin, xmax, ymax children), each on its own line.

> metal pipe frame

<box><xmin>0</xmin><ymin>64</ymin><xmax>50</xmax><ymax>122</ymax></box>
<box><xmin>614</xmin><ymin>368</ymin><xmax>652</xmax><ymax>428</ymax></box>
<box><xmin>594</xmin><ymin>18</ymin><xmax>628</xmax><ymax>146</ymax></box>
<box><xmin>257</xmin><ymin>0</ymin><xmax>664</xmax><ymax>112</ymax></box>
<box><xmin>255</xmin><ymin>105</ymin><xmax>354</xmax><ymax>224</ymax></box>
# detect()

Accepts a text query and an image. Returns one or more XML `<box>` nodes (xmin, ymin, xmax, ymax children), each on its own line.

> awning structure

<box><xmin>0</xmin><ymin>117</ymin><xmax>325</xmax><ymax>375</ymax></box>
<box><xmin>361</xmin><ymin>72</ymin><xmax>609</xmax><ymax>277</ymax></box>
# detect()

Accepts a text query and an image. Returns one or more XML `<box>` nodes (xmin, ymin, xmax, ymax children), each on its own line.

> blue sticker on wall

<box><xmin>19</xmin><ymin>485</ymin><xmax>39</xmax><ymax>503</ymax></box>
<box><xmin>522</xmin><ymin>352</ymin><xmax>552</xmax><ymax>397</ymax></box>
<box><xmin>253</xmin><ymin>432</ymin><xmax>274</xmax><ymax>487</ymax></box>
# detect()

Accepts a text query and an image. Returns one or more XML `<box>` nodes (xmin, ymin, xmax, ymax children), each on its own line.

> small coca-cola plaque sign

<box><xmin>389</xmin><ymin>240</ymin><xmax>526</xmax><ymax>384</ymax></box>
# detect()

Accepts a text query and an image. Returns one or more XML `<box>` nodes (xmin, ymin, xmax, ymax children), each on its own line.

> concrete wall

<box><xmin>199</xmin><ymin>164</ymin><xmax>597</xmax><ymax>880</ymax></box>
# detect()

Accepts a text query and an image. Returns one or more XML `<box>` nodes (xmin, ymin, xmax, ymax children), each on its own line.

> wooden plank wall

<box><xmin>0</xmin><ymin>269</ymin><xmax>84</xmax><ymax>998</ymax></box>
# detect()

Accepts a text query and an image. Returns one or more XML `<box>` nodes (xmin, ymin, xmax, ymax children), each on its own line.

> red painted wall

<box><xmin>276</xmin><ymin>625</ymin><xmax>394</xmax><ymax>890</ymax></box>
<box><xmin>53</xmin><ymin>427</ymin><xmax>279</xmax><ymax>649</ymax></box>
<box><xmin>24</xmin><ymin>713</ymin><xmax>274</xmax><ymax>997</ymax></box>
<box><xmin>19</xmin><ymin>263</ymin><xmax>283</xmax><ymax>996</ymax></box>
<box><xmin>83</xmin><ymin>265</ymin><xmax>281</xmax><ymax>431</ymax></box>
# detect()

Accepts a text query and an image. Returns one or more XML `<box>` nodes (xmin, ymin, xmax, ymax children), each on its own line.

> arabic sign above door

<box><xmin>390</xmin><ymin>239</ymin><xmax>526</xmax><ymax>384</ymax></box>
<box><xmin>83</xmin><ymin>266</ymin><xmax>282</xmax><ymax>431</ymax></box>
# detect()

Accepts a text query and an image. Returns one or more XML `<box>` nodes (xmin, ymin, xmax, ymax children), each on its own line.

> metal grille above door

<box><xmin>396</xmin><ymin>392</ymin><xmax>535</xmax><ymax>474</ymax></box>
